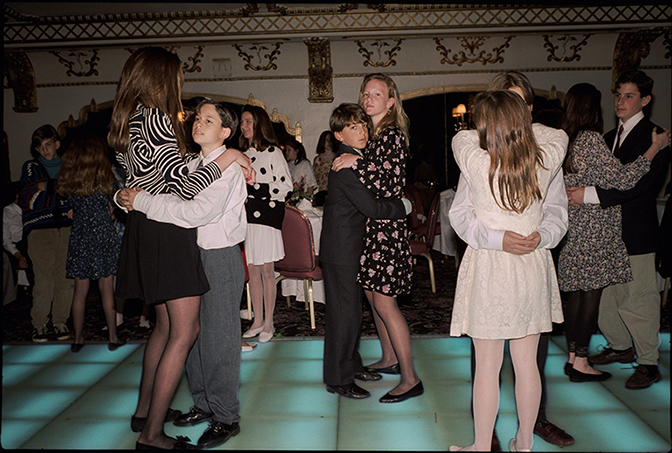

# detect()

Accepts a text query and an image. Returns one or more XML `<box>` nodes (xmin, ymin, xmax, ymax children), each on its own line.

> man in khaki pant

<box><xmin>18</xmin><ymin>125</ymin><xmax>74</xmax><ymax>342</ymax></box>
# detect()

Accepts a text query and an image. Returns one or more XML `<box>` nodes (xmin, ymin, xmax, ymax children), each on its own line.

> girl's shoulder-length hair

<box><xmin>358</xmin><ymin>73</ymin><xmax>410</xmax><ymax>147</ymax></box>
<box><xmin>239</xmin><ymin>104</ymin><xmax>279</xmax><ymax>152</ymax></box>
<box><xmin>56</xmin><ymin>134</ymin><xmax>116</xmax><ymax>197</ymax></box>
<box><xmin>472</xmin><ymin>90</ymin><xmax>544</xmax><ymax>214</ymax></box>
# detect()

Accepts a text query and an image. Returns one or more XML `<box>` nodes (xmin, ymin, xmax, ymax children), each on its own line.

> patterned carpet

<box><xmin>4</xmin><ymin>249</ymin><xmax>669</xmax><ymax>344</ymax></box>
<box><xmin>2</xmin><ymin>250</ymin><xmax>457</xmax><ymax>344</ymax></box>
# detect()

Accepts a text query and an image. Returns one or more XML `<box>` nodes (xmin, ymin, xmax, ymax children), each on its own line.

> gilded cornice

<box><xmin>4</xmin><ymin>4</ymin><xmax>672</xmax><ymax>49</ymax></box>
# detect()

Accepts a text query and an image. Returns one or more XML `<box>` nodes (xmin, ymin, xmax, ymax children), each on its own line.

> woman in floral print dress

<box><xmin>333</xmin><ymin>73</ymin><xmax>422</xmax><ymax>403</ymax></box>
<box><xmin>558</xmin><ymin>83</ymin><xmax>667</xmax><ymax>382</ymax></box>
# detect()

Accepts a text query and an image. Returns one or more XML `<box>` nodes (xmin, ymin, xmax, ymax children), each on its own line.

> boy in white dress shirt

<box><xmin>121</xmin><ymin>99</ymin><xmax>247</xmax><ymax>449</ymax></box>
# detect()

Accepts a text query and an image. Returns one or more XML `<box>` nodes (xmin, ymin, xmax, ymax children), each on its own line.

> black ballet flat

<box><xmin>135</xmin><ymin>435</ymin><xmax>199</xmax><ymax>450</ymax></box>
<box><xmin>71</xmin><ymin>343</ymin><xmax>85</xmax><ymax>353</ymax></box>
<box><xmin>568</xmin><ymin>367</ymin><xmax>612</xmax><ymax>382</ymax></box>
<box><xmin>564</xmin><ymin>362</ymin><xmax>572</xmax><ymax>376</ymax></box>
<box><xmin>131</xmin><ymin>408</ymin><xmax>183</xmax><ymax>432</ymax></box>
<box><xmin>379</xmin><ymin>381</ymin><xmax>424</xmax><ymax>403</ymax></box>
<box><xmin>108</xmin><ymin>340</ymin><xmax>126</xmax><ymax>351</ymax></box>
<box><xmin>366</xmin><ymin>363</ymin><xmax>400</xmax><ymax>375</ymax></box>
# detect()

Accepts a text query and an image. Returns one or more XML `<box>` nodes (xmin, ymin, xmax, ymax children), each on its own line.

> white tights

<box><xmin>451</xmin><ymin>334</ymin><xmax>540</xmax><ymax>452</ymax></box>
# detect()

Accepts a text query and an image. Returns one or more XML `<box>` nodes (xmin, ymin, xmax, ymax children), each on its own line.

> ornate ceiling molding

<box><xmin>4</xmin><ymin>4</ymin><xmax>671</xmax><ymax>49</ymax></box>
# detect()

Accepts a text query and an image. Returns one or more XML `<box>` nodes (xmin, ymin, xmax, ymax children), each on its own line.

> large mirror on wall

<box><xmin>402</xmin><ymin>86</ymin><xmax>562</xmax><ymax>213</ymax></box>
<box><xmin>56</xmin><ymin>94</ymin><xmax>302</xmax><ymax>167</ymax></box>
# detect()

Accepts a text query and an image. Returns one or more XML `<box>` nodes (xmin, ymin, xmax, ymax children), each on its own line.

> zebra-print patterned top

<box><xmin>116</xmin><ymin>106</ymin><xmax>221</xmax><ymax>200</ymax></box>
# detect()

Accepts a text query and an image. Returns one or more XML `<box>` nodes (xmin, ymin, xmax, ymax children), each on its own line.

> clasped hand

<box><xmin>503</xmin><ymin>230</ymin><xmax>541</xmax><ymax>255</ymax></box>
<box><xmin>331</xmin><ymin>153</ymin><xmax>360</xmax><ymax>172</ymax></box>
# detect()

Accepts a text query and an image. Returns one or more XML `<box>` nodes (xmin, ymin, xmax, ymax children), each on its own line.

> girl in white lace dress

<box><xmin>449</xmin><ymin>90</ymin><xmax>567</xmax><ymax>452</ymax></box>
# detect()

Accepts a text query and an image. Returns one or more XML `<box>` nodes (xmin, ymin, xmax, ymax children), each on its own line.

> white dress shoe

<box><xmin>258</xmin><ymin>327</ymin><xmax>275</xmax><ymax>343</ymax></box>
<box><xmin>242</xmin><ymin>326</ymin><xmax>264</xmax><ymax>338</ymax></box>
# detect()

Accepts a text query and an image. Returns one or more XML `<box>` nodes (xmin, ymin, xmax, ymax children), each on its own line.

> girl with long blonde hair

<box><xmin>333</xmin><ymin>73</ymin><xmax>422</xmax><ymax>403</ymax></box>
<box><xmin>449</xmin><ymin>90</ymin><xmax>567</xmax><ymax>452</ymax></box>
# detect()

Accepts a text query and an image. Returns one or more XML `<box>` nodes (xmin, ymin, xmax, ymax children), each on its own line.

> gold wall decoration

<box><xmin>245</xmin><ymin>94</ymin><xmax>302</xmax><ymax>142</ymax></box>
<box><xmin>543</xmin><ymin>34</ymin><xmax>593</xmax><ymax>62</ymax></box>
<box><xmin>434</xmin><ymin>36</ymin><xmax>513</xmax><ymax>66</ymax></box>
<box><xmin>304</xmin><ymin>37</ymin><xmax>334</xmax><ymax>103</ymax></box>
<box><xmin>3</xmin><ymin>50</ymin><xmax>38</xmax><ymax>112</ymax></box>
<box><xmin>355</xmin><ymin>39</ymin><xmax>405</xmax><ymax>68</ymax></box>
<box><xmin>233</xmin><ymin>43</ymin><xmax>283</xmax><ymax>71</ymax></box>
<box><xmin>49</xmin><ymin>49</ymin><xmax>100</xmax><ymax>77</ymax></box>
<box><xmin>612</xmin><ymin>27</ymin><xmax>668</xmax><ymax>87</ymax></box>
<box><xmin>182</xmin><ymin>45</ymin><xmax>204</xmax><ymax>74</ymax></box>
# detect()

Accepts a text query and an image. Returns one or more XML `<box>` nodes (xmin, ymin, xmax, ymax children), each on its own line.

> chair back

<box><xmin>275</xmin><ymin>205</ymin><xmax>317</xmax><ymax>273</ymax></box>
<box><xmin>403</xmin><ymin>184</ymin><xmax>422</xmax><ymax>229</ymax></box>
<box><xmin>422</xmin><ymin>193</ymin><xmax>441</xmax><ymax>246</ymax></box>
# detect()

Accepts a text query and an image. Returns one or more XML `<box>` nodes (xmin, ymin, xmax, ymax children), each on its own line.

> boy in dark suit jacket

<box><xmin>321</xmin><ymin>103</ymin><xmax>410</xmax><ymax>399</ymax></box>
<box><xmin>567</xmin><ymin>70</ymin><xmax>671</xmax><ymax>389</ymax></box>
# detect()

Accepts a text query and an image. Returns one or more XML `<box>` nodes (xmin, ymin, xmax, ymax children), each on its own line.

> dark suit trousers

<box><xmin>322</xmin><ymin>260</ymin><xmax>366</xmax><ymax>386</ymax></box>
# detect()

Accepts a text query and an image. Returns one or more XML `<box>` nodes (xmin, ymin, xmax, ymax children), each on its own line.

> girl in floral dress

<box><xmin>333</xmin><ymin>73</ymin><xmax>422</xmax><ymax>403</ymax></box>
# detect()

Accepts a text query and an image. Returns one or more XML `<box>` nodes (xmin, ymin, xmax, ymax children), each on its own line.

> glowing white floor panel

<box><xmin>2</xmin><ymin>334</ymin><xmax>670</xmax><ymax>451</ymax></box>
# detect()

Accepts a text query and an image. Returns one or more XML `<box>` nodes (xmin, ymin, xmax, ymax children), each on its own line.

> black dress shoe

<box><xmin>492</xmin><ymin>429</ymin><xmax>502</xmax><ymax>452</ymax></box>
<box><xmin>365</xmin><ymin>363</ymin><xmax>400</xmax><ymax>375</ymax></box>
<box><xmin>354</xmin><ymin>370</ymin><xmax>382</xmax><ymax>381</ymax></box>
<box><xmin>326</xmin><ymin>383</ymin><xmax>370</xmax><ymax>399</ymax></box>
<box><xmin>379</xmin><ymin>381</ymin><xmax>424</xmax><ymax>403</ymax></box>
<box><xmin>568</xmin><ymin>367</ymin><xmax>612</xmax><ymax>382</ymax></box>
<box><xmin>173</xmin><ymin>406</ymin><xmax>214</xmax><ymax>427</ymax></box>
<box><xmin>197</xmin><ymin>421</ymin><xmax>240</xmax><ymax>449</ymax></box>
<box><xmin>71</xmin><ymin>343</ymin><xmax>85</xmax><ymax>353</ymax></box>
<box><xmin>135</xmin><ymin>435</ymin><xmax>199</xmax><ymax>450</ymax></box>
<box><xmin>131</xmin><ymin>408</ymin><xmax>183</xmax><ymax>432</ymax></box>
<box><xmin>108</xmin><ymin>340</ymin><xmax>126</xmax><ymax>351</ymax></box>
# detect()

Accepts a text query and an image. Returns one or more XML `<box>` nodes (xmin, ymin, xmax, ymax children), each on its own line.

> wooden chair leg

<box><xmin>303</xmin><ymin>278</ymin><xmax>316</xmax><ymax>329</ymax></box>
<box><xmin>422</xmin><ymin>252</ymin><xmax>436</xmax><ymax>293</ymax></box>
<box><xmin>245</xmin><ymin>281</ymin><xmax>253</xmax><ymax>320</ymax></box>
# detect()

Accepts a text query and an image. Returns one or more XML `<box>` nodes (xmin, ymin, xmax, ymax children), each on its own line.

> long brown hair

<box><xmin>238</xmin><ymin>104</ymin><xmax>279</xmax><ymax>152</ymax></box>
<box><xmin>472</xmin><ymin>90</ymin><xmax>544</xmax><ymax>214</ymax></box>
<box><xmin>358</xmin><ymin>73</ymin><xmax>410</xmax><ymax>146</ymax></box>
<box><xmin>56</xmin><ymin>134</ymin><xmax>115</xmax><ymax>197</ymax></box>
<box><xmin>108</xmin><ymin>47</ymin><xmax>186</xmax><ymax>155</ymax></box>
<box><xmin>561</xmin><ymin>83</ymin><xmax>603</xmax><ymax>174</ymax></box>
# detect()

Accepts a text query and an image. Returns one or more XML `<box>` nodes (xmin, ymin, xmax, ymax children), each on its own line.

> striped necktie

<box><xmin>614</xmin><ymin>125</ymin><xmax>624</xmax><ymax>154</ymax></box>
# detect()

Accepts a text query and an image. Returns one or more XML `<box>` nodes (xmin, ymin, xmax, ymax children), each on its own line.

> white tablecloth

<box><xmin>279</xmin><ymin>199</ymin><xmax>326</xmax><ymax>303</ymax></box>
<box><xmin>432</xmin><ymin>188</ymin><xmax>458</xmax><ymax>257</ymax></box>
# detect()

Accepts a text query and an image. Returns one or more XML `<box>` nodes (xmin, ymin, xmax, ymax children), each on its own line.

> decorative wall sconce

<box><xmin>304</xmin><ymin>37</ymin><xmax>334</xmax><ymax>103</ymax></box>
<box><xmin>453</xmin><ymin>104</ymin><xmax>467</xmax><ymax>131</ymax></box>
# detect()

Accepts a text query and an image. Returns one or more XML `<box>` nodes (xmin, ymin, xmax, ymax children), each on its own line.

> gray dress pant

<box><xmin>186</xmin><ymin>245</ymin><xmax>245</xmax><ymax>424</ymax></box>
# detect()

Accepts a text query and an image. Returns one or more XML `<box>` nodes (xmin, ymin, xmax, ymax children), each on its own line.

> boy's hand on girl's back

<box><xmin>119</xmin><ymin>187</ymin><xmax>143</xmax><ymax>211</ymax></box>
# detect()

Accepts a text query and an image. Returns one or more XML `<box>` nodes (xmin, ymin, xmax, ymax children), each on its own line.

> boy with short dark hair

<box><xmin>321</xmin><ymin>103</ymin><xmax>411</xmax><ymax>399</ymax></box>
<box><xmin>19</xmin><ymin>125</ymin><xmax>74</xmax><ymax>342</ymax></box>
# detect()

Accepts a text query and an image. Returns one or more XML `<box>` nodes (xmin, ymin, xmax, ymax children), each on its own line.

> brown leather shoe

<box><xmin>625</xmin><ymin>365</ymin><xmax>661</xmax><ymax>389</ymax></box>
<box><xmin>534</xmin><ymin>420</ymin><xmax>575</xmax><ymax>446</ymax></box>
<box><xmin>589</xmin><ymin>347</ymin><xmax>635</xmax><ymax>365</ymax></box>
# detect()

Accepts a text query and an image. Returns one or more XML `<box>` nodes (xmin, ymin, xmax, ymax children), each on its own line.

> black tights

<box><xmin>565</xmin><ymin>289</ymin><xmax>603</xmax><ymax>358</ymax></box>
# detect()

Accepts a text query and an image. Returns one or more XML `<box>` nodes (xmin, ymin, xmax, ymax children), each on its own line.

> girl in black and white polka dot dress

<box><xmin>239</xmin><ymin>105</ymin><xmax>293</xmax><ymax>342</ymax></box>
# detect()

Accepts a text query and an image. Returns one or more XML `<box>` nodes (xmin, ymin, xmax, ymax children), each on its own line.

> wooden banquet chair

<box><xmin>240</xmin><ymin>244</ymin><xmax>253</xmax><ymax>320</ymax></box>
<box><xmin>274</xmin><ymin>205</ymin><xmax>322</xmax><ymax>329</ymax></box>
<box><xmin>409</xmin><ymin>192</ymin><xmax>441</xmax><ymax>294</ymax></box>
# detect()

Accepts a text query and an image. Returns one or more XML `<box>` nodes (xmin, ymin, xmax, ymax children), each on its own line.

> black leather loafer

<box><xmin>379</xmin><ymin>381</ymin><xmax>424</xmax><ymax>403</ymax></box>
<box><xmin>354</xmin><ymin>370</ymin><xmax>382</xmax><ymax>381</ymax></box>
<box><xmin>197</xmin><ymin>421</ymin><xmax>240</xmax><ymax>449</ymax></box>
<box><xmin>326</xmin><ymin>383</ymin><xmax>370</xmax><ymax>399</ymax></box>
<box><xmin>108</xmin><ymin>340</ymin><xmax>126</xmax><ymax>351</ymax></box>
<box><xmin>173</xmin><ymin>406</ymin><xmax>214</xmax><ymax>427</ymax></box>
<box><xmin>366</xmin><ymin>363</ymin><xmax>400</xmax><ymax>375</ymax></box>
<box><xmin>131</xmin><ymin>408</ymin><xmax>183</xmax><ymax>432</ymax></box>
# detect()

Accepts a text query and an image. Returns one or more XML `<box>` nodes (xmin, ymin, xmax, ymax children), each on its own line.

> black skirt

<box><xmin>115</xmin><ymin>211</ymin><xmax>209</xmax><ymax>304</ymax></box>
